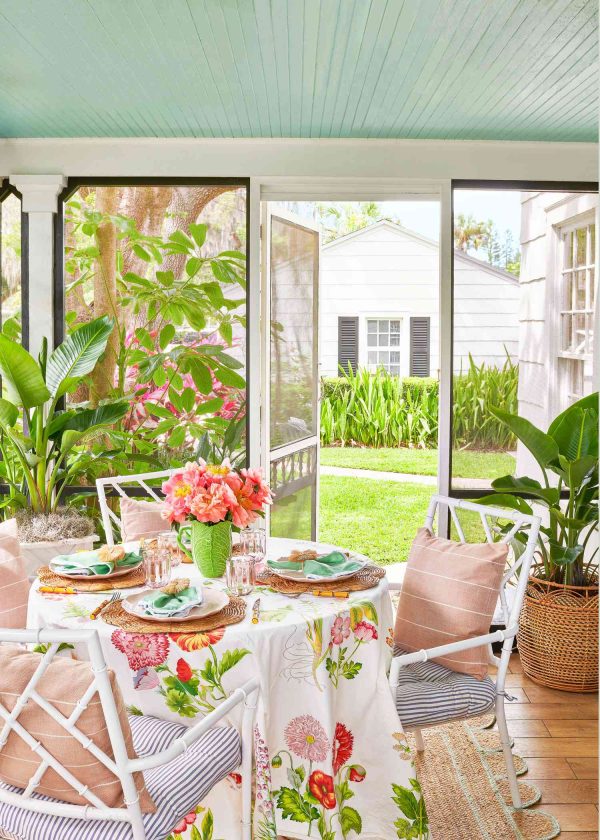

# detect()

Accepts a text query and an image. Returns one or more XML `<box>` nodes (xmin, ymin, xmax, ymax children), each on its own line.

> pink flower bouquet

<box><xmin>162</xmin><ymin>460</ymin><xmax>272</xmax><ymax>577</ymax></box>
<box><xmin>162</xmin><ymin>460</ymin><xmax>272</xmax><ymax>529</ymax></box>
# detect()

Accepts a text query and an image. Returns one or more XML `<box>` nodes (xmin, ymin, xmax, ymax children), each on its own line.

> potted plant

<box><xmin>162</xmin><ymin>460</ymin><xmax>272</xmax><ymax>577</ymax></box>
<box><xmin>0</xmin><ymin>316</ymin><xmax>128</xmax><ymax>573</ymax></box>
<box><xmin>480</xmin><ymin>392</ymin><xmax>598</xmax><ymax>691</ymax></box>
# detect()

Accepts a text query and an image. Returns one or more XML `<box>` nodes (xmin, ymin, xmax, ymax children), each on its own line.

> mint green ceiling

<box><xmin>0</xmin><ymin>0</ymin><xmax>596</xmax><ymax>141</ymax></box>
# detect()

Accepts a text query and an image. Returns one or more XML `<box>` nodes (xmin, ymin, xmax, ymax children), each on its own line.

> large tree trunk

<box><xmin>90</xmin><ymin>187</ymin><xmax>120</xmax><ymax>404</ymax></box>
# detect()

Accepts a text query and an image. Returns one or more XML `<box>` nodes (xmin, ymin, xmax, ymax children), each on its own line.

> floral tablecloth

<box><xmin>27</xmin><ymin>538</ymin><xmax>427</xmax><ymax>840</ymax></box>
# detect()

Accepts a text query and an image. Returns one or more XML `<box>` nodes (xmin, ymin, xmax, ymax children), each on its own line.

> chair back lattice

<box><xmin>0</xmin><ymin>627</ymin><xmax>142</xmax><ymax>830</ymax></box>
<box><xmin>96</xmin><ymin>469</ymin><xmax>174</xmax><ymax>546</ymax></box>
<box><xmin>424</xmin><ymin>495</ymin><xmax>541</xmax><ymax>631</ymax></box>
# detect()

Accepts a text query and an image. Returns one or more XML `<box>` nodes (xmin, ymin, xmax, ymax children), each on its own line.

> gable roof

<box><xmin>321</xmin><ymin>219</ymin><xmax>519</xmax><ymax>284</ymax></box>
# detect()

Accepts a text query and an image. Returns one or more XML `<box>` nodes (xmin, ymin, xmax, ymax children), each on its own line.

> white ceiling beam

<box><xmin>0</xmin><ymin>138</ymin><xmax>596</xmax><ymax>183</ymax></box>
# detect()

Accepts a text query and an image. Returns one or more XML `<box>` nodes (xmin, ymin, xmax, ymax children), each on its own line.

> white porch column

<box><xmin>9</xmin><ymin>174</ymin><xmax>67</xmax><ymax>358</ymax></box>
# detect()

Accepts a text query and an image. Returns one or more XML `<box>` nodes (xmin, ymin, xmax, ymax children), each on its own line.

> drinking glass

<box><xmin>157</xmin><ymin>530</ymin><xmax>184</xmax><ymax>567</ymax></box>
<box><xmin>239</xmin><ymin>528</ymin><xmax>267</xmax><ymax>575</ymax></box>
<box><xmin>226</xmin><ymin>553</ymin><xmax>255</xmax><ymax>596</ymax></box>
<box><xmin>141</xmin><ymin>538</ymin><xmax>172</xmax><ymax>589</ymax></box>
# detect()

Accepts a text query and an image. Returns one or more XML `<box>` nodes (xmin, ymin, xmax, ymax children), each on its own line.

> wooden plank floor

<box><xmin>502</xmin><ymin>653</ymin><xmax>598</xmax><ymax>837</ymax></box>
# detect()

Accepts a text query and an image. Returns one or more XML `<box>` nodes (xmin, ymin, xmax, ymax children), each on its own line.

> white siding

<box><xmin>319</xmin><ymin>221</ymin><xmax>519</xmax><ymax>378</ymax></box>
<box><xmin>517</xmin><ymin>191</ymin><xmax>597</xmax><ymax>476</ymax></box>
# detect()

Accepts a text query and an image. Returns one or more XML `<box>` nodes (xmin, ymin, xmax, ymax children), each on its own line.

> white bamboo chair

<box><xmin>389</xmin><ymin>494</ymin><xmax>540</xmax><ymax>809</ymax></box>
<box><xmin>0</xmin><ymin>627</ymin><xmax>259</xmax><ymax>840</ymax></box>
<box><xmin>96</xmin><ymin>470</ymin><xmax>174</xmax><ymax>546</ymax></box>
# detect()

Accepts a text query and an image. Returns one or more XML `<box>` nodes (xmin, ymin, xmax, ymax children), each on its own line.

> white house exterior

<box><xmin>319</xmin><ymin>220</ymin><xmax>519</xmax><ymax>379</ymax></box>
<box><xmin>517</xmin><ymin>191</ymin><xmax>597</xmax><ymax>475</ymax></box>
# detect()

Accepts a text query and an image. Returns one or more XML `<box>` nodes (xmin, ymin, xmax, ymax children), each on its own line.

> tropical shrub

<box><xmin>453</xmin><ymin>354</ymin><xmax>518</xmax><ymax>450</ymax></box>
<box><xmin>0</xmin><ymin>317</ymin><xmax>128</xmax><ymax>517</ymax></box>
<box><xmin>64</xmin><ymin>199</ymin><xmax>248</xmax><ymax>469</ymax></box>
<box><xmin>479</xmin><ymin>393</ymin><xmax>598</xmax><ymax>587</ymax></box>
<box><xmin>320</xmin><ymin>355</ymin><xmax>518</xmax><ymax>450</ymax></box>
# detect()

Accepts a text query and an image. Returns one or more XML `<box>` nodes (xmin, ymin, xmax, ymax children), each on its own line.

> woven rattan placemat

<box><xmin>37</xmin><ymin>564</ymin><xmax>147</xmax><ymax>591</ymax></box>
<box><xmin>256</xmin><ymin>564</ymin><xmax>385</xmax><ymax>595</ymax></box>
<box><xmin>100</xmin><ymin>595</ymin><xmax>246</xmax><ymax>633</ymax></box>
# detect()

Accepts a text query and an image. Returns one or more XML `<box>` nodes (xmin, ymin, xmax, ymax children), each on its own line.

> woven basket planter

<box><xmin>518</xmin><ymin>573</ymin><xmax>598</xmax><ymax>693</ymax></box>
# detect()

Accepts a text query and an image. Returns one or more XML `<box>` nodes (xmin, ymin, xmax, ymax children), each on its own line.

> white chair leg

<box><xmin>496</xmin><ymin>695</ymin><xmax>521</xmax><ymax>809</ymax></box>
<box><xmin>413</xmin><ymin>727</ymin><xmax>425</xmax><ymax>752</ymax></box>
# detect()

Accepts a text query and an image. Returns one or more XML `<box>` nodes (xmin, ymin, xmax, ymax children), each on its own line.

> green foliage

<box><xmin>392</xmin><ymin>780</ymin><xmax>428</xmax><ymax>839</ymax></box>
<box><xmin>452</xmin><ymin>354</ymin><xmax>518</xmax><ymax>450</ymax></box>
<box><xmin>479</xmin><ymin>393</ymin><xmax>599</xmax><ymax>586</ymax></box>
<box><xmin>0</xmin><ymin>318</ymin><xmax>128</xmax><ymax>516</ymax></box>
<box><xmin>320</xmin><ymin>355</ymin><xmax>517</xmax><ymax>450</ymax></box>
<box><xmin>64</xmin><ymin>199</ymin><xmax>248</xmax><ymax>477</ymax></box>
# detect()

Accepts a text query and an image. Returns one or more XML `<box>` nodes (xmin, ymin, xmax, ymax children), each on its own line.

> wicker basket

<box><xmin>518</xmin><ymin>573</ymin><xmax>599</xmax><ymax>693</ymax></box>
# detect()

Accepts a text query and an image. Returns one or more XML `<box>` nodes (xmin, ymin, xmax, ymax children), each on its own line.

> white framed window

<box><xmin>558</xmin><ymin>220</ymin><xmax>595</xmax><ymax>403</ymax></box>
<box><xmin>366</xmin><ymin>318</ymin><xmax>401</xmax><ymax>376</ymax></box>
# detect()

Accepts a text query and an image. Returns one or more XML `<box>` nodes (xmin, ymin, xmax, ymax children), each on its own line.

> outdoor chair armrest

<box><xmin>388</xmin><ymin>627</ymin><xmax>516</xmax><ymax>693</ymax></box>
<box><xmin>127</xmin><ymin>677</ymin><xmax>259</xmax><ymax>773</ymax></box>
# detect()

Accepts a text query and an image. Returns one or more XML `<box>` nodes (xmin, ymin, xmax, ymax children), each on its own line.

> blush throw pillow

<box><xmin>120</xmin><ymin>496</ymin><xmax>167</xmax><ymax>542</ymax></box>
<box><xmin>394</xmin><ymin>527</ymin><xmax>508</xmax><ymax>680</ymax></box>
<box><xmin>0</xmin><ymin>645</ymin><xmax>156</xmax><ymax>811</ymax></box>
<box><xmin>0</xmin><ymin>519</ymin><xmax>30</xmax><ymax>629</ymax></box>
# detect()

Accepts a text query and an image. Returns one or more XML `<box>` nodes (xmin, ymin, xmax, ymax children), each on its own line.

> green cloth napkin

<box><xmin>51</xmin><ymin>550</ymin><xmax>141</xmax><ymax>577</ymax></box>
<box><xmin>139</xmin><ymin>586</ymin><xmax>202</xmax><ymax>617</ymax></box>
<box><xmin>268</xmin><ymin>550</ymin><xmax>363</xmax><ymax>580</ymax></box>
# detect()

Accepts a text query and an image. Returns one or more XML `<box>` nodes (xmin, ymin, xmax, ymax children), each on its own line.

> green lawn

<box><xmin>319</xmin><ymin>476</ymin><xmax>432</xmax><ymax>565</ymax></box>
<box><xmin>320</xmin><ymin>446</ymin><xmax>515</xmax><ymax>481</ymax></box>
<box><xmin>319</xmin><ymin>475</ymin><xmax>489</xmax><ymax>565</ymax></box>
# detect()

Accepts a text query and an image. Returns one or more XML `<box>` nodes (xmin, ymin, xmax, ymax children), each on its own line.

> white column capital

<box><xmin>8</xmin><ymin>174</ymin><xmax>67</xmax><ymax>213</ymax></box>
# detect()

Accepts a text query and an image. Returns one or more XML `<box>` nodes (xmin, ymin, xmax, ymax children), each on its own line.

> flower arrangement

<box><xmin>162</xmin><ymin>459</ymin><xmax>272</xmax><ymax>529</ymax></box>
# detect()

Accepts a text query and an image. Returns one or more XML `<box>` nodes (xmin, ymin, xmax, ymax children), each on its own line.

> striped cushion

<box><xmin>394</xmin><ymin>649</ymin><xmax>497</xmax><ymax>728</ymax></box>
<box><xmin>394</xmin><ymin>528</ymin><xmax>507</xmax><ymax>679</ymax></box>
<box><xmin>0</xmin><ymin>715</ymin><xmax>241</xmax><ymax>840</ymax></box>
<box><xmin>0</xmin><ymin>519</ymin><xmax>29</xmax><ymax>629</ymax></box>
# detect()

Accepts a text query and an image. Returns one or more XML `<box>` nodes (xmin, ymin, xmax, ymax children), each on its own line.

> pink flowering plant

<box><xmin>325</xmin><ymin>602</ymin><xmax>379</xmax><ymax>688</ymax></box>
<box><xmin>162</xmin><ymin>459</ymin><xmax>272</xmax><ymax>530</ymax></box>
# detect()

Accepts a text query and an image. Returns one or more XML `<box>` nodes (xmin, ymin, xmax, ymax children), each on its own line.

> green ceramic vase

<box><xmin>177</xmin><ymin>520</ymin><xmax>232</xmax><ymax>578</ymax></box>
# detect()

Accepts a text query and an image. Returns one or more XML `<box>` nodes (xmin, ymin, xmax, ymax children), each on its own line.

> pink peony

<box><xmin>284</xmin><ymin>715</ymin><xmax>329</xmax><ymax>762</ymax></box>
<box><xmin>111</xmin><ymin>630</ymin><xmax>170</xmax><ymax>671</ymax></box>
<box><xmin>331</xmin><ymin>616</ymin><xmax>351</xmax><ymax>645</ymax></box>
<box><xmin>353</xmin><ymin>621</ymin><xmax>378</xmax><ymax>643</ymax></box>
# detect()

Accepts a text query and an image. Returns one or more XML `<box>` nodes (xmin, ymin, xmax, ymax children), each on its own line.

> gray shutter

<box><xmin>410</xmin><ymin>317</ymin><xmax>430</xmax><ymax>377</ymax></box>
<box><xmin>337</xmin><ymin>317</ymin><xmax>359</xmax><ymax>373</ymax></box>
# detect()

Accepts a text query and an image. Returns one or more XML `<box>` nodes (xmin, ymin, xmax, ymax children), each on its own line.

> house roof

<box><xmin>0</xmin><ymin>1</ymin><xmax>595</xmax><ymax>140</ymax></box>
<box><xmin>321</xmin><ymin>219</ymin><xmax>519</xmax><ymax>284</ymax></box>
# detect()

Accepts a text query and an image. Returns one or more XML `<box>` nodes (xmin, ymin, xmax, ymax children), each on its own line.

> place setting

<box><xmin>256</xmin><ymin>546</ymin><xmax>386</xmax><ymax>597</ymax></box>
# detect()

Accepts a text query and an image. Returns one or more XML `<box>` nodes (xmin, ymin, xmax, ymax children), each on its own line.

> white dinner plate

<box><xmin>122</xmin><ymin>587</ymin><xmax>228</xmax><ymax>623</ymax></box>
<box><xmin>268</xmin><ymin>553</ymin><xmax>367</xmax><ymax>583</ymax></box>
<box><xmin>49</xmin><ymin>559</ymin><xmax>143</xmax><ymax>581</ymax></box>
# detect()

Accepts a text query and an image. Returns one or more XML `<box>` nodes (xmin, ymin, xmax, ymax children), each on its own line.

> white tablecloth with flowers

<box><xmin>27</xmin><ymin>538</ymin><xmax>426</xmax><ymax>840</ymax></box>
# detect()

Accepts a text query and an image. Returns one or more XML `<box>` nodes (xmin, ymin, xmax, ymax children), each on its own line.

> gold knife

<box><xmin>251</xmin><ymin>597</ymin><xmax>261</xmax><ymax>624</ymax></box>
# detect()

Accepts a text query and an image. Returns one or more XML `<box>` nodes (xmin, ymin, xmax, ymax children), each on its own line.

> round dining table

<box><xmin>27</xmin><ymin>537</ymin><xmax>422</xmax><ymax>840</ymax></box>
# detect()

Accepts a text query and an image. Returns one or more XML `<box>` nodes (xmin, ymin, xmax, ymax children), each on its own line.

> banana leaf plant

<box><xmin>0</xmin><ymin>316</ymin><xmax>128</xmax><ymax>514</ymax></box>
<box><xmin>478</xmin><ymin>393</ymin><xmax>599</xmax><ymax>587</ymax></box>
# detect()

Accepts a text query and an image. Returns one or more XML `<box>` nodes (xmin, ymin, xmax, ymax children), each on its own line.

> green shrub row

<box><xmin>320</xmin><ymin>356</ymin><xmax>518</xmax><ymax>450</ymax></box>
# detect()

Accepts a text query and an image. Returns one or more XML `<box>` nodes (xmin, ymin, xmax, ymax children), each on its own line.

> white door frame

<box><xmin>248</xmin><ymin>177</ymin><xmax>453</xmax><ymax>532</ymax></box>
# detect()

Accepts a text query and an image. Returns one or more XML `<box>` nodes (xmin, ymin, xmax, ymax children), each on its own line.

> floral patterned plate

<box><xmin>122</xmin><ymin>587</ymin><xmax>229</xmax><ymax>623</ymax></box>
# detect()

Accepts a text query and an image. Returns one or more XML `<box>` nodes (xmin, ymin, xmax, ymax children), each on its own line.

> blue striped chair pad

<box><xmin>394</xmin><ymin>649</ymin><xmax>497</xmax><ymax>728</ymax></box>
<box><xmin>0</xmin><ymin>715</ymin><xmax>241</xmax><ymax>840</ymax></box>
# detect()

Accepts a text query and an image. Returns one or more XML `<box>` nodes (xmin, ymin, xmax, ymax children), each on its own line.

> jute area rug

<box><xmin>410</xmin><ymin>714</ymin><xmax>560</xmax><ymax>840</ymax></box>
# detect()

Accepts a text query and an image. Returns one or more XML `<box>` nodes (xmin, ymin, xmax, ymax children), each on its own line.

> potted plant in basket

<box><xmin>0</xmin><ymin>317</ymin><xmax>128</xmax><ymax>572</ymax></box>
<box><xmin>479</xmin><ymin>392</ymin><xmax>598</xmax><ymax>692</ymax></box>
<box><xmin>162</xmin><ymin>460</ymin><xmax>272</xmax><ymax>577</ymax></box>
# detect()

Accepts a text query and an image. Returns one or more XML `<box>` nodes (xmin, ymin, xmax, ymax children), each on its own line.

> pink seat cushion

<box><xmin>0</xmin><ymin>645</ymin><xmax>156</xmax><ymax>812</ymax></box>
<box><xmin>394</xmin><ymin>527</ymin><xmax>508</xmax><ymax>680</ymax></box>
<box><xmin>120</xmin><ymin>496</ymin><xmax>167</xmax><ymax>542</ymax></box>
<box><xmin>0</xmin><ymin>519</ymin><xmax>30</xmax><ymax>629</ymax></box>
